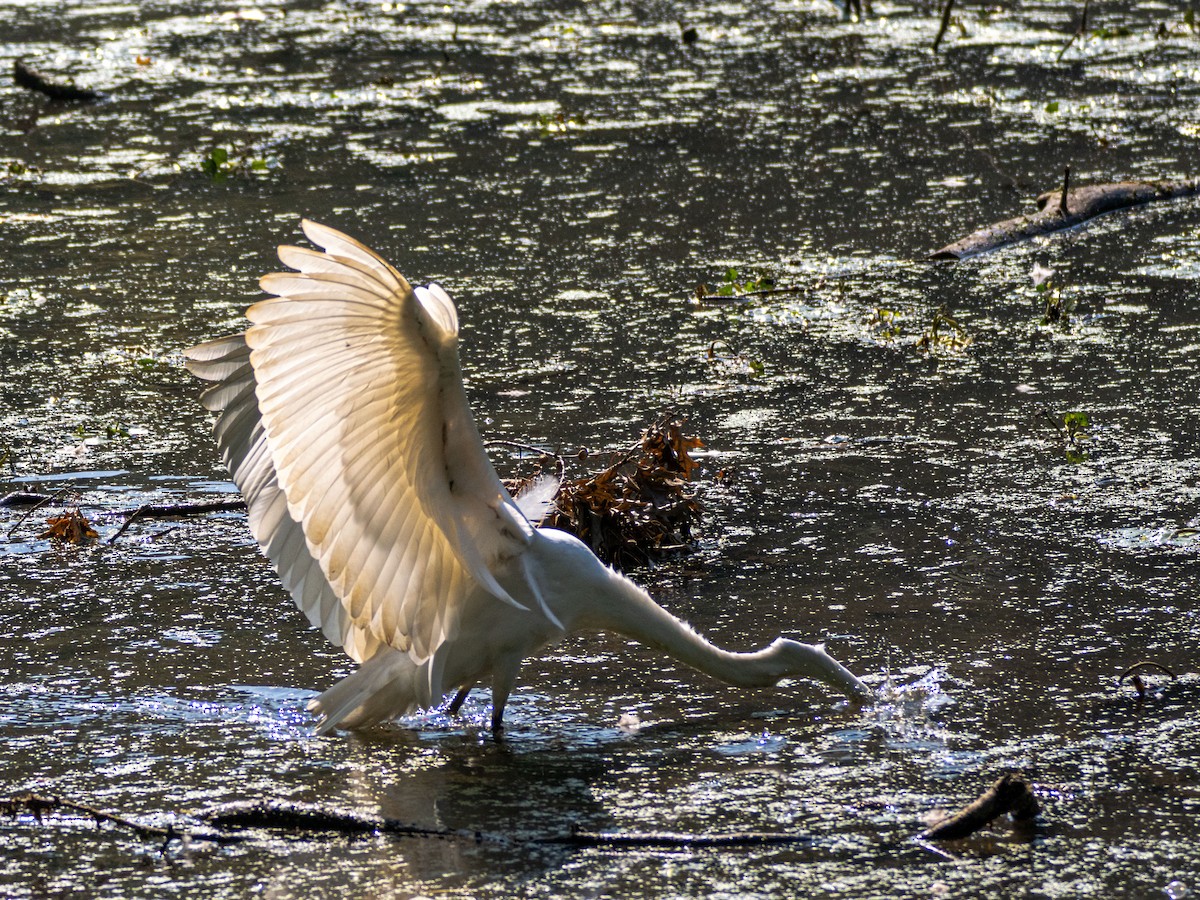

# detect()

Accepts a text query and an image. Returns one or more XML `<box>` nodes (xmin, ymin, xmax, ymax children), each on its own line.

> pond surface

<box><xmin>3</xmin><ymin>0</ymin><xmax>1200</xmax><ymax>897</ymax></box>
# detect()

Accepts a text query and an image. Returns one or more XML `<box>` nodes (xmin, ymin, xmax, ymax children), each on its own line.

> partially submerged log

<box><xmin>919</xmin><ymin>772</ymin><xmax>1039</xmax><ymax>840</ymax></box>
<box><xmin>0</xmin><ymin>491</ymin><xmax>54</xmax><ymax>508</ymax></box>
<box><xmin>12</xmin><ymin>61</ymin><xmax>100</xmax><ymax>102</ymax></box>
<box><xmin>930</xmin><ymin>179</ymin><xmax>1200</xmax><ymax>261</ymax></box>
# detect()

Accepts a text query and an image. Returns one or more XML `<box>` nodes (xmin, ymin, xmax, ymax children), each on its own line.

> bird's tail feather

<box><xmin>308</xmin><ymin>648</ymin><xmax>440</xmax><ymax>734</ymax></box>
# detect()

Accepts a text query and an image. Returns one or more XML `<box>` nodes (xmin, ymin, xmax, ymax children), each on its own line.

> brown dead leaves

<box><xmin>542</xmin><ymin>418</ymin><xmax>704</xmax><ymax>571</ymax></box>
<box><xmin>39</xmin><ymin>508</ymin><xmax>98</xmax><ymax>543</ymax></box>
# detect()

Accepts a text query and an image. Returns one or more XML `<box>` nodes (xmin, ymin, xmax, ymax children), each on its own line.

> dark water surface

<box><xmin>3</xmin><ymin>1</ymin><xmax>1200</xmax><ymax>896</ymax></box>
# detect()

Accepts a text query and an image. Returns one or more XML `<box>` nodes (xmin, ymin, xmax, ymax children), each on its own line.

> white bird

<box><xmin>185</xmin><ymin>221</ymin><xmax>871</xmax><ymax>735</ymax></box>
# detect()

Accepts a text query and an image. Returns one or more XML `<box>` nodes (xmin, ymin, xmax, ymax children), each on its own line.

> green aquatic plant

<box><xmin>1031</xmin><ymin>264</ymin><xmax>1077</xmax><ymax>327</ymax></box>
<box><xmin>201</xmin><ymin>147</ymin><xmax>234</xmax><ymax>181</ymax></box>
<box><xmin>1061</xmin><ymin>411</ymin><xmax>1090</xmax><ymax>462</ymax></box>
<box><xmin>694</xmin><ymin>267</ymin><xmax>776</xmax><ymax>300</ymax></box>
<box><xmin>868</xmin><ymin>307</ymin><xmax>903</xmax><ymax>342</ymax></box>
<box><xmin>201</xmin><ymin>146</ymin><xmax>279</xmax><ymax>182</ymax></box>
<box><xmin>3</xmin><ymin>159</ymin><xmax>41</xmax><ymax>180</ymax></box>
<box><xmin>1036</xmin><ymin>406</ymin><xmax>1091</xmax><ymax>462</ymax></box>
<box><xmin>916</xmin><ymin>306</ymin><xmax>972</xmax><ymax>353</ymax></box>
<box><xmin>74</xmin><ymin>421</ymin><xmax>130</xmax><ymax>441</ymax></box>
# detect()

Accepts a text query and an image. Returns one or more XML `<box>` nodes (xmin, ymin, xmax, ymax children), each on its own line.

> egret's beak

<box><xmin>806</xmin><ymin>643</ymin><xmax>875</xmax><ymax>703</ymax></box>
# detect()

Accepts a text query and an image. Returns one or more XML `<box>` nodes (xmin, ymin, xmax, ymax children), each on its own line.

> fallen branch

<box><xmin>919</xmin><ymin>772</ymin><xmax>1039</xmax><ymax>840</ymax></box>
<box><xmin>117</xmin><ymin>499</ymin><xmax>247</xmax><ymax>519</ymax></box>
<box><xmin>929</xmin><ymin>178</ymin><xmax>1200</xmax><ymax>261</ymax></box>
<box><xmin>12</xmin><ymin>60</ymin><xmax>99</xmax><ymax>102</ymax></box>
<box><xmin>6</xmin><ymin>793</ymin><xmax>812</xmax><ymax>852</ymax></box>
<box><xmin>203</xmin><ymin>801</ymin><xmax>812</xmax><ymax>848</ymax></box>
<box><xmin>107</xmin><ymin>500</ymin><xmax>247</xmax><ymax>542</ymax></box>
<box><xmin>201</xmin><ymin>800</ymin><xmax>480</xmax><ymax>841</ymax></box>
<box><xmin>2</xmin><ymin>493</ymin><xmax>245</xmax><ymax>517</ymax></box>
<box><xmin>549</xmin><ymin>829</ymin><xmax>813</xmax><ymax>848</ymax></box>
<box><xmin>1</xmin><ymin>793</ymin><xmax>244</xmax><ymax>848</ymax></box>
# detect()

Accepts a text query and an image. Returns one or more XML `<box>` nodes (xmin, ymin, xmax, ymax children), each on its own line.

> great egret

<box><xmin>185</xmin><ymin>221</ymin><xmax>870</xmax><ymax>735</ymax></box>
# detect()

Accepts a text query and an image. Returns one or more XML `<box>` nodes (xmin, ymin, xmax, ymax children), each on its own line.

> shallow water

<box><xmin>3</xmin><ymin>1</ymin><xmax>1200</xmax><ymax>897</ymax></box>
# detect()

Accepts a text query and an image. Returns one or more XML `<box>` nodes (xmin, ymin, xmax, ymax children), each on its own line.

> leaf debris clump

<box><xmin>506</xmin><ymin>418</ymin><xmax>705</xmax><ymax>571</ymax></box>
<box><xmin>38</xmin><ymin>508</ymin><xmax>98</xmax><ymax>543</ymax></box>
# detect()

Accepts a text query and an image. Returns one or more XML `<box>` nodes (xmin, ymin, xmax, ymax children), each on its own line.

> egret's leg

<box><xmin>447</xmin><ymin>685</ymin><xmax>473</xmax><ymax>715</ymax></box>
<box><xmin>489</xmin><ymin>658</ymin><xmax>521</xmax><ymax>736</ymax></box>
<box><xmin>490</xmin><ymin>689</ymin><xmax>509</xmax><ymax>735</ymax></box>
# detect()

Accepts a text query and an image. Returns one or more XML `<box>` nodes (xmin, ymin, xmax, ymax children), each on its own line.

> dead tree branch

<box><xmin>919</xmin><ymin>773</ymin><xmax>1039</xmax><ymax>840</ymax></box>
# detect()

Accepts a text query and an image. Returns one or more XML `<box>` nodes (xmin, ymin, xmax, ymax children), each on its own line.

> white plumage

<box><xmin>186</xmin><ymin>221</ymin><xmax>870</xmax><ymax>734</ymax></box>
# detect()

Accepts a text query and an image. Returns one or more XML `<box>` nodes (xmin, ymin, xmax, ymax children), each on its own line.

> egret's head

<box><xmin>772</xmin><ymin>638</ymin><xmax>873</xmax><ymax>703</ymax></box>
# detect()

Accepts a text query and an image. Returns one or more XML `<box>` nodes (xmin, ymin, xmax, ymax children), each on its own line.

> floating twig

<box><xmin>106</xmin><ymin>505</ymin><xmax>146</xmax><ymax>545</ymax></box>
<box><xmin>919</xmin><ymin>772</ymin><xmax>1039</xmax><ymax>841</ymax></box>
<box><xmin>4</xmin><ymin>487</ymin><xmax>68</xmax><ymax>538</ymax></box>
<box><xmin>1118</xmin><ymin>660</ymin><xmax>1176</xmax><ymax>682</ymax></box>
<box><xmin>107</xmin><ymin>499</ymin><xmax>248</xmax><ymax>542</ymax></box>
<box><xmin>933</xmin><ymin>0</ymin><xmax>956</xmax><ymax>53</ymax></box>
<box><xmin>1057</xmin><ymin>0</ymin><xmax>1092</xmax><ymax>61</ymax></box>
<box><xmin>117</xmin><ymin>499</ymin><xmax>247</xmax><ymax>519</ymax></box>
<box><xmin>1058</xmin><ymin>166</ymin><xmax>1071</xmax><ymax>216</ymax></box>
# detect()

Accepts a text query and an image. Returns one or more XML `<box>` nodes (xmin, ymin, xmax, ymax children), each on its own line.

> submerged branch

<box><xmin>117</xmin><ymin>499</ymin><xmax>247</xmax><ymax>518</ymax></box>
<box><xmin>6</xmin><ymin>793</ymin><xmax>812</xmax><ymax>852</ymax></box>
<box><xmin>549</xmin><ymin>829</ymin><xmax>814</xmax><ymax>848</ymax></box>
<box><xmin>1</xmin><ymin>794</ymin><xmax>244</xmax><ymax>848</ymax></box>
<box><xmin>13</xmin><ymin>60</ymin><xmax>100</xmax><ymax>102</ymax></box>
<box><xmin>929</xmin><ymin>178</ymin><xmax>1200</xmax><ymax>260</ymax></box>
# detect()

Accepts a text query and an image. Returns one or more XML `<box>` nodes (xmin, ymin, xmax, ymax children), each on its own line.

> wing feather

<box><xmin>237</xmin><ymin>220</ymin><xmax>532</xmax><ymax>662</ymax></box>
<box><xmin>183</xmin><ymin>334</ymin><xmax>380</xmax><ymax>663</ymax></box>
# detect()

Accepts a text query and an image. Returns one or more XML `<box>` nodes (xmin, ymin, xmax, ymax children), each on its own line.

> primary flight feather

<box><xmin>186</xmin><ymin>221</ymin><xmax>870</xmax><ymax>734</ymax></box>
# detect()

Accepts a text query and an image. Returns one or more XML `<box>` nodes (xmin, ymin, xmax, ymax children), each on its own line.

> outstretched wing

<box><xmin>186</xmin><ymin>333</ymin><xmax>381</xmax><ymax>662</ymax></box>
<box><xmin>187</xmin><ymin>220</ymin><xmax>533</xmax><ymax>663</ymax></box>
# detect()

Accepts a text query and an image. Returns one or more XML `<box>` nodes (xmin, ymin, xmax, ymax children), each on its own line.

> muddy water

<box><xmin>3</xmin><ymin>1</ymin><xmax>1200</xmax><ymax>897</ymax></box>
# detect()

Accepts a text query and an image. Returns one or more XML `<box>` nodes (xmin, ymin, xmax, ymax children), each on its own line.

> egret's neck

<box><xmin>577</xmin><ymin>568</ymin><xmax>786</xmax><ymax>688</ymax></box>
